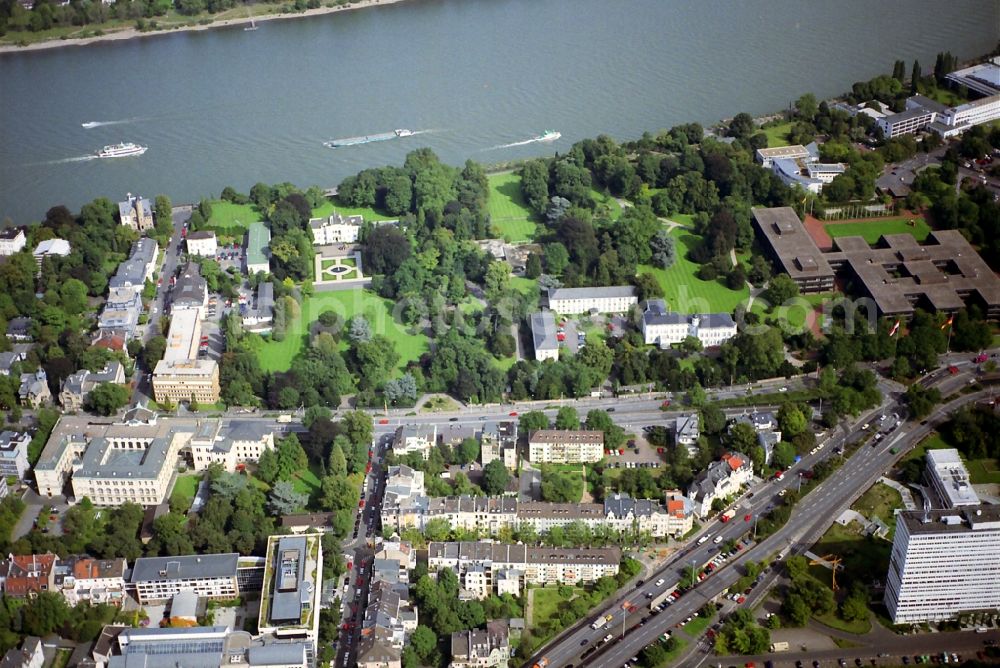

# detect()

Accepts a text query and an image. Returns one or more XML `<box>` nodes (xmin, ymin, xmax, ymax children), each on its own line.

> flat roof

<box><xmin>899</xmin><ymin>505</ymin><xmax>1000</xmax><ymax>535</ymax></box>
<box><xmin>246</xmin><ymin>222</ymin><xmax>270</xmax><ymax>268</ymax></box>
<box><xmin>755</xmin><ymin>145</ymin><xmax>810</xmax><ymax>159</ymax></box>
<box><xmin>163</xmin><ymin>307</ymin><xmax>201</xmax><ymax>362</ymax></box>
<box><xmin>926</xmin><ymin>449</ymin><xmax>980</xmax><ymax>507</ymax></box>
<box><xmin>752</xmin><ymin>207</ymin><xmax>835</xmax><ymax>282</ymax></box>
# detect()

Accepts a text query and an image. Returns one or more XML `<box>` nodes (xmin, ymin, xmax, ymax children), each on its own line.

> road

<box><xmin>526</xmin><ymin>379</ymin><xmax>996</xmax><ymax>668</ymax></box>
<box><xmin>132</xmin><ymin>205</ymin><xmax>191</xmax><ymax>403</ymax></box>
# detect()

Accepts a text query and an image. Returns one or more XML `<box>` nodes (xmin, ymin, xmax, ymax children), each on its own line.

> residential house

<box><xmin>97</xmin><ymin>288</ymin><xmax>144</xmax><ymax>340</ymax></box>
<box><xmin>108</xmin><ymin>239</ymin><xmax>157</xmax><ymax>295</ymax></box>
<box><xmin>0</xmin><ymin>553</ymin><xmax>58</xmax><ymax>598</ymax></box>
<box><xmin>117</xmin><ymin>193</ymin><xmax>154</xmax><ymax>231</ymax></box>
<box><xmin>185</xmin><ymin>230</ymin><xmax>218</xmax><ymax>257</ymax></box>
<box><xmin>480</xmin><ymin>421</ymin><xmax>518</xmax><ymax>471</ymax></box>
<box><xmin>0</xmin><ymin>431</ymin><xmax>32</xmax><ymax>480</ymax></box>
<box><xmin>18</xmin><ymin>370</ymin><xmax>50</xmax><ymax>408</ymax></box>
<box><xmin>0</xmin><ymin>637</ymin><xmax>43</xmax><ymax>668</ymax></box>
<box><xmin>0</xmin><ymin>228</ymin><xmax>26</xmax><ymax>256</ymax></box>
<box><xmin>449</xmin><ymin>621</ymin><xmax>510</xmax><ymax>668</ymax></box>
<box><xmin>391</xmin><ymin>424</ymin><xmax>437</xmax><ymax>460</ymax></box>
<box><xmin>674</xmin><ymin>413</ymin><xmax>700</xmax><ymax>454</ymax></box>
<box><xmin>687</xmin><ymin>452</ymin><xmax>754</xmax><ymax>518</ymax></box>
<box><xmin>380</xmin><ymin>465</ymin><xmax>428</xmax><ymax>532</ymax></box>
<box><xmin>730</xmin><ymin>411</ymin><xmax>782</xmax><ymax>466</ymax></box>
<box><xmin>529</xmin><ymin>311</ymin><xmax>560</xmax><ymax>362</ymax></box>
<box><xmin>242</xmin><ymin>282</ymin><xmax>275</xmax><ymax>333</ymax></box>
<box><xmin>33</xmin><ymin>239</ymin><xmax>71</xmax><ymax>272</ymax></box>
<box><xmin>59</xmin><ymin>361</ymin><xmax>126</xmax><ymax>412</ymax></box>
<box><xmin>172</xmin><ymin>262</ymin><xmax>208</xmax><ymax>311</ymax></box>
<box><xmin>527</xmin><ymin>429</ymin><xmax>603</xmax><ymax>464</ymax></box>
<box><xmin>0</xmin><ymin>350</ymin><xmax>27</xmax><ymax>377</ymax></box>
<box><xmin>6</xmin><ymin>318</ymin><xmax>33</xmax><ymax>343</ymax></box>
<box><xmin>640</xmin><ymin>300</ymin><xmax>737</xmax><ymax>348</ymax></box>
<box><xmin>372</xmin><ymin>540</ymin><xmax>416</xmax><ymax>585</ymax></box>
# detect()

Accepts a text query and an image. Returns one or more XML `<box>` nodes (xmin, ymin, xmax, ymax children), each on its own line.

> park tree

<box><xmin>363</xmin><ymin>225</ymin><xmax>411</xmax><ymax>276</ymax></box>
<box><xmin>555</xmin><ymin>406</ymin><xmax>580</xmax><ymax>430</ymax></box>
<box><xmin>268</xmin><ymin>481</ymin><xmax>308</xmax><ymax>515</ymax></box>
<box><xmin>84</xmin><ymin>383</ymin><xmax>130</xmax><ymax>416</ymax></box>
<box><xmin>482</xmin><ymin>460</ymin><xmax>511</xmax><ymax>495</ymax></box>
<box><xmin>650</xmin><ymin>229</ymin><xmax>677</xmax><ymax>269</ymax></box>
<box><xmin>519</xmin><ymin>411</ymin><xmax>549</xmax><ymax>433</ymax></box>
<box><xmin>347</xmin><ymin>315</ymin><xmax>372</xmax><ymax>343</ymax></box>
<box><xmin>763</xmin><ymin>273</ymin><xmax>800</xmax><ymax>307</ymax></box>
<box><xmin>453</xmin><ymin>438</ymin><xmax>480</xmax><ymax>465</ymax></box>
<box><xmin>544</xmin><ymin>242</ymin><xmax>570</xmax><ymax>276</ymax></box>
<box><xmin>328</xmin><ymin>442</ymin><xmax>347</xmax><ymax>477</ymax></box>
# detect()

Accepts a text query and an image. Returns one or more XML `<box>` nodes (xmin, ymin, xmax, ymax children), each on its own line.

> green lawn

<box><xmin>638</xmin><ymin>228</ymin><xmax>749</xmax><ymax>314</ymax></box>
<box><xmin>488</xmin><ymin>173</ymin><xmax>539</xmax><ymax>242</ymax></box>
<box><xmin>256</xmin><ymin>290</ymin><xmax>429</xmax><ymax>373</ymax></box>
<box><xmin>510</xmin><ymin>276</ymin><xmax>541</xmax><ymax>311</ymax></box>
<box><xmin>290</xmin><ymin>464</ymin><xmax>324</xmax><ymax>499</ymax></box>
<box><xmin>206</xmin><ymin>201</ymin><xmax>262</xmax><ymax>232</ymax></box>
<box><xmin>967</xmin><ymin>458</ymin><xmax>1000</xmax><ymax>484</ymax></box>
<box><xmin>530</xmin><ymin>585</ymin><xmax>586</xmax><ymax>630</ymax></box>
<box><xmin>752</xmin><ymin>291</ymin><xmax>831</xmax><ymax>332</ymax></box>
<box><xmin>825</xmin><ymin>217</ymin><xmax>931</xmax><ymax>245</ymax></box>
<box><xmin>591</xmin><ymin>189</ymin><xmax>623</xmax><ymax>221</ymax></box>
<box><xmin>852</xmin><ymin>482</ymin><xmax>903</xmax><ymax>536</ymax></box>
<box><xmin>170</xmin><ymin>473</ymin><xmax>202</xmax><ymax>512</ymax></box>
<box><xmin>762</xmin><ymin>121</ymin><xmax>794</xmax><ymax>147</ymax></box>
<box><xmin>681</xmin><ymin>612</ymin><xmax>715</xmax><ymax>637</ymax></box>
<box><xmin>320</xmin><ymin>197</ymin><xmax>395</xmax><ymax>222</ymax></box>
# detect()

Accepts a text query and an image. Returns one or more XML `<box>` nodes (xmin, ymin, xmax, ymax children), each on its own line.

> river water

<box><xmin>0</xmin><ymin>0</ymin><xmax>996</xmax><ymax>223</ymax></box>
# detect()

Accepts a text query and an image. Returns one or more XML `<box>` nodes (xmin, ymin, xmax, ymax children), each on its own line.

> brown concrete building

<box><xmin>752</xmin><ymin>207</ymin><xmax>1000</xmax><ymax>319</ymax></box>
<box><xmin>752</xmin><ymin>207</ymin><xmax>835</xmax><ymax>293</ymax></box>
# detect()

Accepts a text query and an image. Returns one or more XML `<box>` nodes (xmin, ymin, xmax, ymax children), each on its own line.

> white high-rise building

<box><xmin>885</xmin><ymin>505</ymin><xmax>1000</xmax><ymax>624</ymax></box>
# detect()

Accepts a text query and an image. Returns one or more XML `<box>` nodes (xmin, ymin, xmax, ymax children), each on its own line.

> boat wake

<box><xmin>484</xmin><ymin>130</ymin><xmax>561</xmax><ymax>151</ymax></box>
<box><xmin>81</xmin><ymin>118</ymin><xmax>141</xmax><ymax>129</ymax></box>
<box><xmin>22</xmin><ymin>155</ymin><xmax>99</xmax><ymax>167</ymax></box>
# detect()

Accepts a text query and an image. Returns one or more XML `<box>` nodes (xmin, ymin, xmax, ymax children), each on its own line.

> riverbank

<box><xmin>0</xmin><ymin>0</ymin><xmax>411</xmax><ymax>54</ymax></box>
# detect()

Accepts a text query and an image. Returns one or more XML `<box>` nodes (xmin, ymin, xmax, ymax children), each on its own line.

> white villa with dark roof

<box><xmin>309</xmin><ymin>211</ymin><xmax>363</xmax><ymax>245</ymax></box>
<box><xmin>640</xmin><ymin>300</ymin><xmax>736</xmax><ymax>348</ymax></box>
<box><xmin>547</xmin><ymin>286</ymin><xmax>637</xmax><ymax>314</ymax></box>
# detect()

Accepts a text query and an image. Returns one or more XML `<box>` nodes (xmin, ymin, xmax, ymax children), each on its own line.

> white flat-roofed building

<box><xmin>32</xmin><ymin>239</ymin><xmax>71</xmax><ymax>271</ymax></box>
<box><xmin>163</xmin><ymin>307</ymin><xmax>202</xmax><ymax>363</ymax></box>
<box><xmin>153</xmin><ymin>359</ymin><xmax>220</xmax><ymax>404</ymax></box>
<box><xmin>0</xmin><ymin>227</ymin><xmax>26</xmax><ymax>256</ymax></box>
<box><xmin>529</xmin><ymin>311</ymin><xmax>560</xmax><ymax>361</ymax></box>
<box><xmin>885</xmin><ymin>505</ymin><xmax>1000</xmax><ymax>624</ymax></box>
<box><xmin>0</xmin><ymin>430</ymin><xmax>31</xmax><ymax>481</ymax></box>
<box><xmin>926</xmin><ymin>449</ymin><xmax>980</xmax><ymax>508</ymax></box>
<box><xmin>309</xmin><ymin>212</ymin><xmax>363</xmax><ymax>245</ymax></box>
<box><xmin>547</xmin><ymin>286</ymin><xmax>637</xmax><ymax>314</ymax></box>
<box><xmin>946</xmin><ymin>57</ymin><xmax>1000</xmax><ymax>97</ymax></box>
<box><xmin>755</xmin><ymin>145</ymin><xmax>812</xmax><ymax>168</ymax></box>
<box><xmin>528</xmin><ymin>429</ymin><xmax>603</xmax><ymax>464</ymax></box>
<box><xmin>186</xmin><ymin>230</ymin><xmax>218</xmax><ymax>257</ymax></box>
<box><xmin>130</xmin><ymin>553</ymin><xmax>240</xmax><ymax>604</ymax></box>
<box><xmin>877</xmin><ymin>106</ymin><xmax>936</xmax><ymax>138</ymax></box>
<box><xmin>941</xmin><ymin>93</ymin><xmax>1000</xmax><ymax>131</ymax></box>
<box><xmin>258</xmin><ymin>533</ymin><xmax>323</xmax><ymax>665</ymax></box>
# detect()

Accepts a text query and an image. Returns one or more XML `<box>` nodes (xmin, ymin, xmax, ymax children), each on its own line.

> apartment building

<box><xmin>640</xmin><ymin>300</ymin><xmax>737</xmax><ymax>348</ymax></box>
<box><xmin>687</xmin><ymin>452</ymin><xmax>753</xmax><ymax>518</ymax></box>
<box><xmin>109</xmin><ymin>626</ymin><xmax>309</xmax><ymax>668</ymax></box>
<box><xmin>257</xmin><ymin>534</ymin><xmax>323</xmax><ymax>665</ymax></box>
<box><xmin>730</xmin><ymin>411</ymin><xmax>782</xmax><ymax>466</ymax></box>
<box><xmin>449</xmin><ymin>621</ymin><xmax>510</xmax><ymax>668</ymax></box>
<box><xmin>547</xmin><ymin>286</ymin><xmax>637</xmax><ymax>315</ymax></box>
<box><xmin>427</xmin><ymin>542</ymin><xmax>620</xmax><ymax>595</ymax></box>
<box><xmin>309</xmin><ymin>212</ymin><xmax>363</xmax><ymax>245</ymax></box>
<box><xmin>130</xmin><ymin>553</ymin><xmax>240</xmax><ymax>604</ymax></box>
<box><xmin>59</xmin><ymin>360</ymin><xmax>126</xmax><ymax>411</ymax></box>
<box><xmin>172</xmin><ymin>262</ymin><xmax>209</xmax><ymax>311</ymax></box>
<box><xmin>426</xmin><ymin>496</ymin><xmax>518</xmax><ymax>535</ymax></box>
<box><xmin>154</xmin><ymin>358</ymin><xmax>220</xmax><ymax>404</ymax></box>
<box><xmin>53</xmin><ymin>556</ymin><xmax>127</xmax><ymax>606</ymax></box>
<box><xmin>33</xmin><ymin>413</ymin><xmax>277</xmax><ymax>505</ymax></box>
<box><xmin>108</xmin><ymin>238</ymin><xmax>157</xmax><ymax>295</ymax></box>
<box><xmin>391</xmin><ymin>424</ymin><xmax>437</xmax><ymax>460</ymax></box>
<box><xmin>480</xmin><ymin>421</ymin><xmax>518</xmax><ymax>471</ymax></box>
<box><xmin>925</xmin><ymin>449</ymin><xmax>980</xmax><ymax>508</ymax></box>
<box><xmin>117</xmin><ymin>193</ymin><xmax>154</xmax><ymax>231</ymax></box>
<box><xmin>0</xmin><ymin>553</ymin><xmax>58</xmax><ymax>598</ymax></box>
<box><xmin>885</xmin><ymin>505</ymin><xmax>1000</xmax><ymax>624</ymax></box>
<box><xmin>0</xmin><ymin>430</ymin><xmax>31</xmax><ymax>480</ymax></box>
<box><xmin>372</xmin><ymin>540</ymin><xmax>416</xmax><ymax>585</ymax></box>
<box><xmin>528</xmin><ymin>429</ymin><xmax>604</xmax><ymax>464</ymax></box>
<box><xmin>186</xmin><ymin>230</ymin><xmax>218</xmax><ymax>257</ymax></box>
<box><xmin>97</xmin><ymin>288</ymin><xmax>144</xmax><ymax>340</ymax></box>
<box><xmin>0</xmin><ymin>637</ymin><xmax>42</xmax><ymax>668</ymax></box>
<box><xmin>380</xmin><ymin>465</ymin><xmax>428</xmax><ymax>533</ymax></box>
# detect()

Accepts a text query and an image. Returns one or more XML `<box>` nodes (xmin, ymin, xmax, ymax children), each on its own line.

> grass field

<box><xmin>320</xmin><ymin>197</ymin><xmax>395</xmax><ymax>222</ymax></box>
<box><xmin>290</xmin><ymin>464</ymin><xmax>324</xmax><ymax>501</ymax></box>
<box><xmin>682</xmin><ymin>612</ymin><xmax>715</xmax><ymax>637</ymax></box>
<box><xmin>170</xmin><ymin>474</ymin><xmax>201</xmax><ymax>512</ymax></box>
<box><xmin>510</xmin><ymin>276</ymin><xmax>541</xmax><ymax>311</ymax></box>
<box><xmin>530</xmin><ymin>585</ymin><xmax>586</xmax><ymax>630</ymax></box>
<box><xmin>762</xmin><ymin>121</ymin><xmax>794</xmax><ymax>147</ymax></box>
<box><xmin>852</xmin><ymin>482</ymin><xmax>903</xmax><ymax>537</ymax></box>
<box><xmin>256</xmin><ymin>290</ymin><xmax>429</xmax><ymax>373</ymax></box>
<box><xmin>824</xmin><ymin>217</ymin><xmax>931</xmax><ymax>245</ymax></box>
<box><xmin>591</xmin><ymin>189</ymin><xmax>623</xmax><ymax>221</ymax></box>
<box><xmin>206</xmin><ymin>201</ymin><xmax>262</xmax><ymax>231</ymax></box>
<box><xmin>752</xmin><ymin>291</ymin><xmax>831</xmax><ymax>333</ymax></box>
<box><xmin>967</xmin><ymin>459</ymin><xmax>1000</xmax><ymax>484</ymax></box>
<box><xmin>488</xmin><ymin>173</ymin><xmax>539</xmax><ymax>242</ymax></box>
<box><xmin>638</xmin><ymin>228</ymin><xmax>750</xmax><ymax>314</ymax></box>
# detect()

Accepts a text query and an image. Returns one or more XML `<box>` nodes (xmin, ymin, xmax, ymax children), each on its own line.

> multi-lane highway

<box><xmin>527</xmin><ymin>380</ymin><xmax>997</xmax><ymax>668</ymax></box>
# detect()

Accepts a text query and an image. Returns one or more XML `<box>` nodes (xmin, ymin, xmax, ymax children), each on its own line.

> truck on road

<box><xmin>770</xmin><ymin>641</ymin><xmax>789</xmax><ymax>652</ymax></box>
<box><xmin>697</xmin><ymin>534</ymin><xmax>711</xmax><ymax>545</ymax></box>
<box><xmin>590</xmin><ymin>616</ymin><xmax>608</xmax><ymax>630</ymax></box>
<box><xmin>720</xmin><ymin>510</ymin><xmax>736</xmax><ymax>522</ymax></box>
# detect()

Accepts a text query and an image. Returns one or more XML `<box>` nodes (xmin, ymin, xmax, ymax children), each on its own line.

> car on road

<box><xmin>509</xmin><ymin>411</ymin><xmax>518</xmax><ymax>416</ymax></box>
<box><xmin>778</xmin><ymin>387</ymin><xmax>787</xmax><ymax>392</ymax></box>
<box><xmin>744</xmin><ymin>514</ymin><xmax>752</xmax><ymax>522</ymax></box>
<box><xmin>378</xmin><ymin>419</ymin><xmax>389</xmax><ymax>425</ymax></box>
<box><xmin>655</xmin><ymin>578</ymin><xmax>665</xmax><ymax>586</ymax></box>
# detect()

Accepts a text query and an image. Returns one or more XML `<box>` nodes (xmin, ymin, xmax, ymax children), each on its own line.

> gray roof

<box><xmin>186</xmin><ymin>230</ymin><xmax>215</xmax><ymax>241</ymax></box>
<box><xmin>0</xmin><ymin>227</ymin><xmax>23</xmax><ymax>241</ymax></box>
<box><xmin>548</xmin><ymin>285</ymin><xmax>636</xmax><ymax>301</ymax></box>
<box><xmin>269</xmin><ymin>536</ymin><xmax>308</xmax><ymax>625</ymax></box>
<box><xmin>6</xmin><ymin>317</ymin><xmax>32</xmax><ymax>338</ymax></box>
<box><xmin>908</xmin><ymin>94</ymin><xmax>950</xmax><ymax>116</ymax></box>
<box><xmin>130</xmin><ymin>553</ymin><xmax>239</xmax><ymax>583</ymax></box>
<box><xmin>109</xmin><ymin>239</ymin><xmax>156</xmax><ymax>289</ymax></box>
<box><xmin>603</xmin><ymin>492</ymin><xmax>660</xmax><ymax>519</ymax></box>
<box><xmin>642</xmin><ymin>300</ymin><xmax>687</xmax><ymax>326</ymax></box>
<box><xmin>247</xmin><ymin>644</ymin><xmax>307</xmax><ymax>666</ymax></box>
<box><xmin>117</xmin><ymin>195</ymin><xmax>152</xmax><ymax>222</ymax></box>
<box><xmin>529</xmin><ymin>311</ymin><xmax>559</xmax><ymax>353</ymax></box>
<box><xmin>0</xmin><ymin>351</ymin><xmax>24</xmax><ymax>372</ymax></box>
<box><xmin>898</xmin><ymin>505</ymin><xmax>1000</xmax><ymax>535</ymax></box>
<box><xmin>695</xmin><ymin>312</ymin><xmax>736</xmax><ymax>329</ymax></box>
<box><xmin>172</xmin><ymin>263</ymin><xmax>207</xmax><ymax>308</ymax></box>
